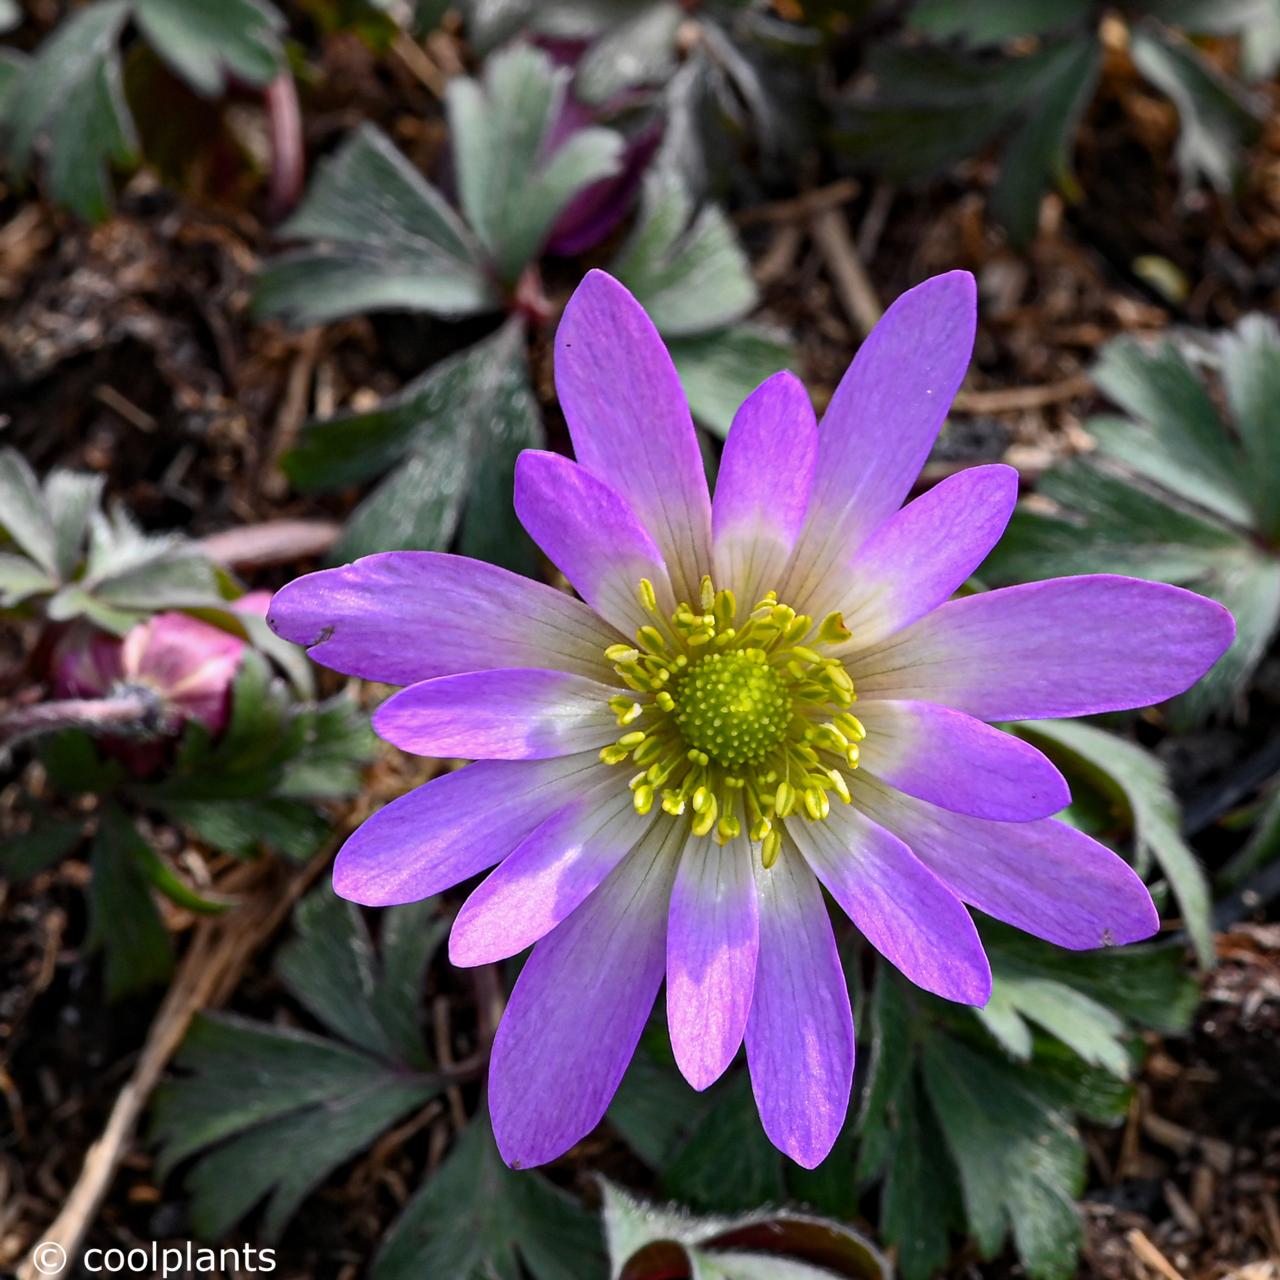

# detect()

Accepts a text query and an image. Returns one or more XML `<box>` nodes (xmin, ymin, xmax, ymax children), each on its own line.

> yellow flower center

<box><xmin>599</xmin><ymin>575</ymin><xmax>865</xmax><ymax>866</ymax></box>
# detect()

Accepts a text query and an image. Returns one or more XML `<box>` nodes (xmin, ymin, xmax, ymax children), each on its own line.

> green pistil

<box><xmin>598</xmin><ymin>574</ymin><xmax>867</xmax><ymax>865</ymax></box>
<box><xmin>674</xmin><ymin>650</ymin><xmax>791</xmax><ymax>768</ymax></box>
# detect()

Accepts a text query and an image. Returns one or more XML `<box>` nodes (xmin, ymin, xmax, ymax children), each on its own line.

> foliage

<box><xmin>372</xmin><ymin>1118</ymin><xmax>606</xmax><ymax>1279</ymax></box>
<box><xmin>1018</xmin><ymin>718</ymin><xmax>1214</xmax><ymax>966</ymax></box>
<box><xmin>152</xmin><ymin>885</ymin><xmax>600</xmax><ymax>1275</ymax></box>
<box><xmin>602</xmin><ymin>1181</ymin><xmax>887</xmax><ymax>1280</ymax></box>
<box><xmin>838</xmin><ymin>1</ymin><xmax>1267</xmax><ymax>243</ymax></box>
<box><xmin>0</xmin><ymin>449</ymin><xmax>223</xmax><ymax>634</ymax></box>
<box><xmin>0</xmin><ymin>0</ymin><xmax>287</xmax><ymax>220</ymax></box>
<box><xmin>984</xmin><ymin>315</ymin><xmax>1280</xmax><ymax>721</ymax></box>
<box><xmin>4</xmin><ymin>652</ymin><xmax>376</xmax><ymax>996</ymax></box>
<box><xmin>151</xmin><ymin>886</ymin><xmax>446</xmax><ymax>1237</ymax></box>
<box><xmin>610</xmin><ymin>928</ymin><xmax>1195</xmax><ymax>1280</ymax></box>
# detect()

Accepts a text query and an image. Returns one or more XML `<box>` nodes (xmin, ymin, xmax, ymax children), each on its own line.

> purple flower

<box><xmin>268</xmin><ymin>270</ymin><xmax>1234</xmax><ymax>1170</ymax></box>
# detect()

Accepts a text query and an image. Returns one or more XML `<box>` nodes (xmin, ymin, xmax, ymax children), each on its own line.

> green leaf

<box><xmin>990</xmin><ymin>36</ymin><xmax>1100</xmax><ymax>245</ymax></box>
<box><xmin>0</xmin><ymin>552</ymin><xmax>57</xmax><ymax>607</ymax></box>
<box><xmin>662</xmin><ymin>1073</ymin><xmax>787</xmax><ymax>1212</ymax></box>
<box><xmin>274</xmin><ymin>886</ymin><xmax>444</xmax><ymax>1067</ymax></box>
<box><xmin>908</xmin><ymin>0</ymin><xmax>1093</xmax><ymax>43</ymax></box>
<box><xmin>668</xmin><ymin>324</ymin><xmax>794</xmax><ymax>437</ymax></box>
<box><xmin>1019</xmin><ymin>719</ymin><xmax>1215</xmax><ymax>967</ymax></box>
<box><xmin>88</xmin><ymin>807</ymin><xmax>173</xmax><ymax>998</ymax></box>
<box><xmin>131</xmin><ymin>0</ymin><xmax>285</xmax><ymax>96</ymax></box>
<box><xmin>574</xmin><ymin>1</ymin><xmax>681</xmax><ymax>104</ymax></box>
<box><xmin>0</xmin><ymin>819</ymin><xmax>84</xmax><ymax>879</ymax></box>
<box><xmin>0</xmin><ymin>448</ymin><xmax>58</xmax><ymax>573</ymax></box>
<box><xmin>150</xmin><ymin>884</ymin><xmax>444</xmax><ymax>1239</ymax></box>
<box><xmin>43</xmin><ymin>468</ymin><xmax>105</xmax><ymax>579</ymax></box>
<box><xmin>1129</xmin><ymin>19</ymin><xmax>1264</xmax><ymax>193</ymax></box>
<box><xmin>601</xmin><ymin>1181</ymin><xmax>887</xmax><ymax>1280</ymax></box>
<box><xmin>374</xmin><ymin>1118</ymin><xmax>605</xmax><ymax>1280</ymax></box>
<box><xmin>448</xmin><ymin>44</ymin><xmax>623</xmax><ymax>284</ymax></box>
<box><xmin>163</xmin><ymin>796</ymin><xmax>330</xmax><ymax>860</ymax></box>
<box><xmin>255</xmin><ymin>123</ymin><xmax>496</xmax><ymax>326</ymax></box>
<box><xmin>921</xmin><ymin>1038</ymin><xmax>1085</xmax><ymax>1277</ymax></box>
<box><xmin>977</xmin><ymin>971</ymin><xmax>1131</xmax><ymax>1076</ymax></box>
<box><xmin>0</xmin><ymin>1</ymin><xmax>20</xmax><ymax>34</ymax></box>
<box><xmin>612</xmin><ymin>169</ymin><xmax>758</xmax><ymax>337</ymax></box>
<box><xmin>879</xmin><ymin>1075</ymin><xmax>962</xmax><ymax>1280</ymax></box>
<box><xmin>4</xmin><ymin>0</ymin><xmax>138</xmax><ymax>222</ymax></box>
<box><xmin>1220</xmin><ymin>313</ymin><xmax>1280</xmax><ymax>538</ymax></box>
<box><xmin>1219</xmin><ymin>781</ymin><xmax>1280</xmax><ymax>887</ymax></box>
<box><xmin>286</xmin><ymin>322</ymin><xmax>543</xmax><ymax>568</ymax></box>
<box><xmin>1091</xmin><ymin>335</ymin><xmax>1251</xmax><ymax>524</ymax></box>
<box><xmin>983</xmin><ymin>454</ymin><xmax>1243</xmax><ymax>584</ymax></box>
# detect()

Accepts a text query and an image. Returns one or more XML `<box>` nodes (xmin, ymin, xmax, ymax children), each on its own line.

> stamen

<box><xmin>599</xmin><ymin>575</ymin><xmax>863</xmax><ymax>865</ymax></box>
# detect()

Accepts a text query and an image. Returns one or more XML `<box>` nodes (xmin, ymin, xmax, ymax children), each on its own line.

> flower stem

<box><xmin>0</xmin><ymin>690</ymin><xmax>164</xmax><ymax>752</ymax></box>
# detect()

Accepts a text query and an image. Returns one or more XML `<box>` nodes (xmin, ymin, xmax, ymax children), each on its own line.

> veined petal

<box><xmin>854</xmin><ymin>699</ymin><xmax>1070</xmax><ymax>821</ymax></box>
<box><xmin>555</xmin><ymin>270</ymin><xmax>712</xmax><ymax>602</ymax></box>
<box><xmin>781</xmin><ymin>271</ymin><xmax>977</xmax><ymax>613</ymax></box>
<box><xmin>667</xmin><ymin>836</ymin><xmax>759</xmax><ymax>1091</ymax></box>
<box><xmin>850</xmin><ymin>576</ymin><xmax>1236</xmax><ymax>720</ymax></box>
<box><xmin>488</xmin><ymin>821</ymin><xmax>684</xmax><ymax>1168</ymax></box>
<box><xmin>373</xmin><ymin>668</ymin><xmax>620</xmax><ymax>759</ymax></box>
<box><xmin>832</xmin><ymin>464</ymin><xmax>1019</xmax><ymax>651</ymax></box>
<box><xmin>712</xmin><ymin>372</ymin><xmax>818</xmax><ymax>608</ymax></box>
<box><xmin>791</xmin><ymin>808</ymin><xmax>991</xmax><ymax>1005</ymax></box>
<box><xmin>268</xmin><ymin>551</ymin><xmax>615</xmax><ymax>685</ymax></box>
<box><xmin>333</xmin><ymin>753</ymin><xmax>603</xmax><ymax>906</ymax></box>
<box><xmin>745</xmin><ymin>846</ymin><xmax>854</xmax><ymax>1169</ymax></box>
<box><xmin>854</xmin><ymin>774</ymin><xmax>1159</xmax><ymax>950</ymax></box>
<box><xmin>450</xmin><ymin>781</ymin><xmax>654</xmax><ymax>965</ymax></box>
<box><xmin>515</xmin><ymin>450</ymin><xmax>675</xmax><ymax>635</ymax></box>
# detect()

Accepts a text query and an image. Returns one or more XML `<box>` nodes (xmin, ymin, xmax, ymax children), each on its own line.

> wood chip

<box><xmin>1127</xmin><ymin>1228</ymin><xmax>1188</xmax><ymax>1280</ymax></box>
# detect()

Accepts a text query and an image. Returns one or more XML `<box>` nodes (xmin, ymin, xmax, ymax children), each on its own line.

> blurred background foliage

<box><xmin>2</xmin><ymin>1</ymin><xmax>1280</xmax><ymax>1278</ymax></box>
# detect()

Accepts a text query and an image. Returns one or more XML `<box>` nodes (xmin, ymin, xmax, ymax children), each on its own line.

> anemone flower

<box><xmin>268</xmin><ymin>269</ymin><xmax>1233</xmax><ymax>1170</ymax></box>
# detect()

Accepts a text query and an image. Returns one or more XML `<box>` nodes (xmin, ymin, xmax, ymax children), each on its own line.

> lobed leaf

<box><xmin>256</xmin><ymin>123</ymin><xmax>496</xmax><ymax>326</ymax></box>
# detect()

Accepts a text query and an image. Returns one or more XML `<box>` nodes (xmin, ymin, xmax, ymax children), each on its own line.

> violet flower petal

<box><xmin>333</xmin><ymin>753</ymin><xmax>605</xmax><ymax>906</ymax></box>
<box><xmin>745</xmin><ymin>846</ymin><xmax>854</xmax><ymax>1169</ymax></box>
<box><xmin>855</xmin><ymin>774</ymin><xmax>1160</xmax><ymax>950</ymax></box>
<box><xmin>854</xmin><ymin>699</ymin><xmax>1071</xmax><ymax>822</ymax></box>
<box><xmin>850</xmin><ymin>575</ymin><xmax>1236</xmax><ymax>719</ymax></box>
<box><xmin>267</xmin><ymin>551</ymin><xmax>615</xmax><ymax>686</ymax></box>
<box><xmin>783</xmin><ymin>271</ymin><xmax>977</xmax><ymax>611</ymax></box>
<box><xmin>488</xmin><ymin>824</ymin><xmax>682</xmax><ymax>1168</ymax></box>
<box><xmin>666</xmin><ymin>835</ymin><xmax>759</xmax><ymax>1092</ymax></box>
<box><xmin>372</xmin><ymin>668</ymin><xmax>622</xmax><ymax>760</ymax></box>
<box><xmin>449</xmin><ymin>784</ymin><xmax>654</xmax><ymax>966</ymax></box>
<box><xmin>830</xmin><ymin>464</ymin><xmax>1019</xmax><ymax>650</ymax></box>
<box><xmin>791</xmin><ymin>807</ymin><xmax>992</xmax><ymax>1005</ymax></box>
<box><xmin>555</xmin><ymin>270</ymin><xmax>712</xmax><ymax>602</ymax></box>
<box><xmin>515</xmin><ymin>449</ymin><xmax>675</xmax><ymax>635</ymax></box>
<box><xmin>712</xmin><ymin>371</ymin><xmax>818</xmax><ymax>608</ymax></box>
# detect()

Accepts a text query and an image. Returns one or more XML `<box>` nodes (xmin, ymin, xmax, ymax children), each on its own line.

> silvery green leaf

<box><xmin>448</xmin><ymin>44</ymin><xmax>623</xmax><ymax>283</ymax></box>
<box><xmin>1130</xmin><ymin>19</ymin><xmax>1263</xmax><ymax>193</ymax></box>
<box><xmin>1019</xmin><ymin>718</ymin><xmax>1214</xmax><ymax>967</ymax></box>
<box><xmin>131</xmin><ymin>0</ymin><xmax>286</xmax><ymax>97</ymax></box>
<box><xmin>612</xmin><ymin>169</ymin><xmax>757</xmax><ymax>337</ymax></box>
<box><xmin>42</xmin><ymin>468</ymin><xmax>104</xmax><ymax>579</ymax></box>
<box><xmin>669</xmin><ymin>324</ymin><xmax>793</xmax><ymax>437</ymax></box>
<box><xmin>0</xmin><ymin>552</ymin><xmax>56</xmax><ymax>607</ymax></box>
<box><xmin>255</xmin><ymin>124</ymin><xmax>497</xmax><ymax>326</ymax></box>
<box><xmin>1220</xmin><ymin>313</ymin><xmax>1280</xmax><ymax>538</ymax></box>
<box><xmin>287</xmin><ymin>322</ymin><xmax>542</xmax><ymax>571</ymax></box>
<box><xmin>602</xmin><ymin>1182</ymin><xmax>887</xmax><ymax>1280</ymax></box>
<box><xmin>574</xmin><ymin>1</ymin><xmax>681</xmax><ymax>105</ymax></box>
<box><xmin>0</xmin><ymin>448</ymin><xmax>58</xmax><ymax>573</ymax></box>
<box><xmin>0</xmin><ymin>0</ymin><xmax>19</xmax><ymax>34</ymax></box>
<box><xmin>4</xmin><ymin>0</ymin><xmax>137</xmax><ymax>222</ymax></box>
